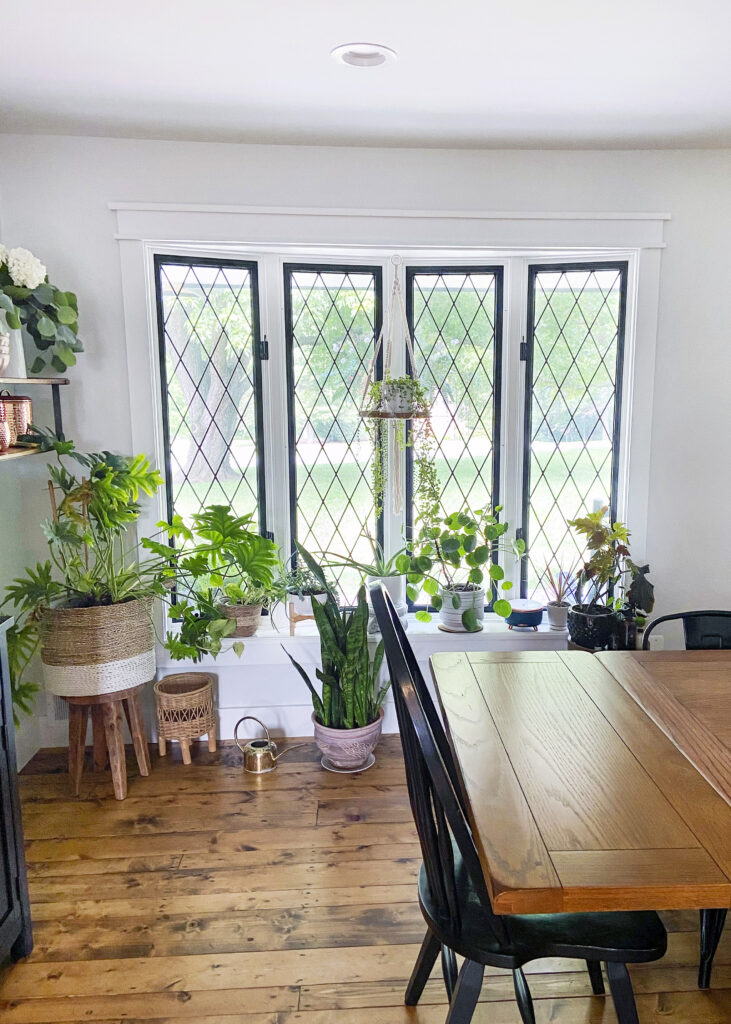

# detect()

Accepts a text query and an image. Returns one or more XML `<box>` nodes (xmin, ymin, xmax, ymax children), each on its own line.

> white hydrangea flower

<box><xmin>0</xmin><ymin>243</ymin><xmax>9</xmax><ymax>268</ymax></box>
<box><xmin>7</xmin><ymin>247</ymin><xmax>47</xmax><ymax>290</ymax></box>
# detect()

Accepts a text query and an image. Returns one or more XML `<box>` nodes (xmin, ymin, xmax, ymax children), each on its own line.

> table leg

<box><xmin>699</xmin><ymin>908</ymin><xmax>727</xmax><ymax>989</ymax></box>
<box><xmin>123</xmin><ymin>692</ymin><xmax>151</xmax><ymax>776</ymax></box>
<box><xmin>102</xmin><ymin>700</ymin><xmax>127</xmax><ymax>800</ymax></box>
<box><xmin>68</xmin><ymin>704</ymin><xmax>89</xmax><ymax>796</ymax></box>
<box><xmin>91</xmin><ymin>706</ymin><xmax>107</xmax><ymax>771</ymax></box>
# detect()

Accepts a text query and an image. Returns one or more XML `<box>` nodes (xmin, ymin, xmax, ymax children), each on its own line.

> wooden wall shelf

<box><xmin>0</xmin><ymin>446</ymin><xmax>42</xmax><ymax>461</ymax></box>
<box><xmin>0</xmin><ymin>376</ymin><xmax>69</xmax><ymax>456</ymax></box>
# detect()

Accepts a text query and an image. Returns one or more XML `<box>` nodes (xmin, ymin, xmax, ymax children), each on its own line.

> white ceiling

<box><xmin>2</xmin><ymin>0</ymin><xmax>731</xmax><ymax>148</ymax></box>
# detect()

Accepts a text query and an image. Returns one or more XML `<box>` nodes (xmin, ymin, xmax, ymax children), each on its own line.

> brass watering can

<box><xmin>234</xmin><ymin>716</ymin><xmax>305</xmax><ymax>774</ymax></box>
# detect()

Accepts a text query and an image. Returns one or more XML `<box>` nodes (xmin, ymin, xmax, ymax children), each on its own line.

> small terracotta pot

<box><xmin>312</xmin><ymin>708</ymin><xmax>384</xmax><ymax>770</ymax></box>
<box><xmin>219</xmin><ymin>602</ymin><xmax>262</xmax><ymax>638</ymax></box>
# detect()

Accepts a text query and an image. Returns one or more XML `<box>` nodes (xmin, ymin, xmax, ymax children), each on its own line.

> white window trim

<box><xmin>116</xmin><ymin>205</ymin><xmax>664</xmax><ymax>607</ymax></box>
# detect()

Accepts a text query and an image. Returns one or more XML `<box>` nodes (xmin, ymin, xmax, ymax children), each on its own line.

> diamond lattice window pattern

<box><xmin>524</xmin><ymin>265</ymin><xmax>625</xmax><ymax>600</ymax></box>
<box><xmin>408</xmin><ymin>270</ymin><xmax>501</xmax><ymax>525</ymax></box>
<box><xmin>287</xmin><ymin>267</ymin><xmax>381</xmax><ymax>606</ymax></box>
<box><xmin>157</xmin><ymin>260</ymin><xmax>262</xmax><ymax>529</ymax></box>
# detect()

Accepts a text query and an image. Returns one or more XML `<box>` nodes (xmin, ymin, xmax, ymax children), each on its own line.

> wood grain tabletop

<box><xmin>430</xmin><ymin>650</ymin><xmax>731</xmax><ymax>916</ymax></box>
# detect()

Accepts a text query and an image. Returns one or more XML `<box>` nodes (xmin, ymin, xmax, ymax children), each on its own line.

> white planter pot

<box><xmin>379</xmin><ymin>382</ymin><xmax>410</xmax><ymax>414</ymax></box>
<box><xmin>288</xmin><ymin>591</ymin><xmax>329</xmax><ymax>617</ymax></box>
<box><xmin>0</xmin><ymin>324</ymin><xmax>27</xmax><ymax>378</ymax></box>
<box><xmin>366</xmin><ymin>575</ymin><xmax>408</xmax><ymax>634</ymax></box>
<box><xmin>546</xmin><ymin>602</ymin><xmax>570</xmax><ymax>631</ymax></box>
<box><xmin>438</xmin><ymin>586</ymin><xmax>485</xmax><ymax>632</ymax></box>
<box><xmin>0</xmin><ymin>333</ymin><xmax>10</xmax><ymax>375</ymax></box>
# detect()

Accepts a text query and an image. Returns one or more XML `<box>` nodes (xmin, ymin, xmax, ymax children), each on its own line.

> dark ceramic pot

<box><xmin>567</xmin><ymin>604</ymin><xmax>616</xmax><ymax>649</ymax></box>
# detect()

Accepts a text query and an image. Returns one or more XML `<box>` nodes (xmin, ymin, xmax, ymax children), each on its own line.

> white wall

<box><xmin>1</xmin><ymin>135</ymin><xmax>729</xmax><ymax>748</ymax></box>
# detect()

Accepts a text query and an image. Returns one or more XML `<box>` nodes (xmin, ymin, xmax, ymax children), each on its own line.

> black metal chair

<box><xmin>642</xmin><ymin>609</ymin><xmax>731</xmax><ymax>988</ymax></box>
<box><xmin>642</xmin><ymin>609</ymin><xmax>731</xmax><ymax>651</ymax></box>
<box><xmin>370</xmin><ymin>583</ymin><xmax>667</xmax><ymax>1024</ymax></box>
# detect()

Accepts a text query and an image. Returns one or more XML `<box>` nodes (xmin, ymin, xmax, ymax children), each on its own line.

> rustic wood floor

<box><xmin>1</xmin><ymin>734</ymin><xmax>729</xmax><ymax>1023</ymax></box>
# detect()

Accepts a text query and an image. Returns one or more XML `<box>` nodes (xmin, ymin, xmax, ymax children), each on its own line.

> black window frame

<box><xmin>404</xmin><ymin>264</ymin><xmax>504</xmax><ymax>610</ymax></box>
<box><xmin>520</xmin><ymin>259</ymin><xmax>628</xmax><ymax>598</ymax></box>
<box><xmin>283</xmin><ymin>262</ymin><xmax>384</xmax><ymax>595</ymax></box>
<box><xmin>154</xmin><ymin>253</ymin><xmax>268</xmax><ymax>538</ymax></box>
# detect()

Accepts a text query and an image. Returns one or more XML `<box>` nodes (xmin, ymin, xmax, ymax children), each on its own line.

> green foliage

<box><xmin>406</xmin><ymin>505</ymin><xmax>524</xmax><ymax>630</ymax></box>
<box><xmin>0</xmin><ymin>262</ymin><xmax>83</xmax><ymax>374</ymax></box>
<box><xmin>569</xmin><ymin>506</ymin><xmax>655</xmax><ymax>615</ymax></box>
<box><xmin>320</xmin><ymin>532</ymin><xmax>410</xmax><ymax>581</ymax></box>
<box><xmin>283</xmin><ymin>545</ymin><xmax>388</xmax><ymax>729</ymax></box>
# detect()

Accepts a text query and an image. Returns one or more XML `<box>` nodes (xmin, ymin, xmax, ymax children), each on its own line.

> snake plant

<box><xmin>283</xmin><ymin>545</ymin><xmax>389</xmax><ymax>729</ymax></box>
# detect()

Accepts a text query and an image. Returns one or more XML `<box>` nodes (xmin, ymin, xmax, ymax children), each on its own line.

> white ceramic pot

<box><xmin>367</xmin><ymin>575</ymin><xmax>408</xmax><ymax>634</ymax></box>
<box><xmin>438</xmin><ymin>586</ymin><xmax>485</xmax><ymax>632</ymax></box>
<box><xmin>313</xmin><ymin>708</ymin><xmax>384</xmax><ymax>771</ymax></box>
<box><xmin>379</xmin><ymin>381</ymin><xmax>410</xmax><ymax>414</ymax></box>
<box><xmin>546</xmin><ymin>602</ymin><xmax>570</xmax><ymax>631</ymax></box>
<box><xmin>0</xmin><ymin>333</ymin><xmax>10</xmax><ymax>375</ymax></box>
<box><xmin>288</xmin><ymin>591</ymin><xmax>329</xmax><ymax>617</ymax></box>
<box><xmin>1</xmin><ymin>326</ymin><xmax>27</xmax><ymax>378</ymax></box>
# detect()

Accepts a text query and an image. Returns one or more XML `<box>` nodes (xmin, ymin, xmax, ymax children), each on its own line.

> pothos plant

<box><xmin>363</xmin><ymin>375</ymin><xmax>438</xmax><ymax>519</ymax></box>
<box><xmin>0</xmin><ymin>245</ymin><xmax>84</xmax><ymax>374</ymax></box>
<box><xmin>405</xmin><ymin>506</ymin><xmax>526</xmax><ymax>631</ymax></box>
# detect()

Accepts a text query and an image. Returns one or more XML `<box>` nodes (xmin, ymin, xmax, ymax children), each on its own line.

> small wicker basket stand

<box><xmin>154</xmin><ymin>672</ymin><xmax>217</xmax><ymax>765</ymax></box>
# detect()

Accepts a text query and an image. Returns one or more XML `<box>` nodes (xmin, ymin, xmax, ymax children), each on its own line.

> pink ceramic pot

<box><xmin>312</xmin><ymin>707</ymin><xmax>384</xmax><ymax>770</ymax></box>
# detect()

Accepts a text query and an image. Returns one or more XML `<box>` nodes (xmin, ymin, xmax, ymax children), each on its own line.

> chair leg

<box><xmin>586</xmin><ymin>958</ymin><xmax>605</xmax><ymax>995</ymax></box>
<box><xmin>405</xmin><ymin>928</ymin><xmax>440</xmax><ymax>1005</ymax></box>
<box><xmin>68</xmin><ymin>704</ymin><xmax>89</xmax><ymax>796</ymax></box>
<box><xmin>699</xmin><ymin>908</ymin><xmax>727</xmax><ymax>989</ymax></box>
<box><xmin>445</xmin><ymin>959</ymin><xmax>484</xmax><ymax>1024</ymax></box>
<box><xmin>512</xmin><ymin>968</ymin><xmax>536</xmax><ymax>1024</ymax></box>
<box><xmin>441</xmin><ymin>943</ymin><xmax>458</xmax><ymax>1000</ymax></box>
<box><xmin>605</xmin><ymin>962</ymin><xmax>639</xmax><ymax>1024</ymax></box>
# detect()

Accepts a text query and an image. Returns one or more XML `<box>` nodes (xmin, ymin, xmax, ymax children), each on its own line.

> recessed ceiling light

<box><xmin>331</xmin><ymin>42</ymin><xmax>397</xmax><ymax>68</ymax></box>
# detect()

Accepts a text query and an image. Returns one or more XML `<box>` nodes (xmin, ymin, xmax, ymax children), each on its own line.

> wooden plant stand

<box><xmin>64</xmin><ymin>683</ymin><xmax>150</xmax><ymax>801</ymax></box>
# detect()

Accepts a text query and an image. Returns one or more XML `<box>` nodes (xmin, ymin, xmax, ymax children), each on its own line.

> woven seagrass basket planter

<box><xmin>41</xmin><ymin>597</ymin><xmax>156</xmax><ymax>698</ymax></box>
<box><xmin>219</xmin><ymin>601</ymin><xmax>262</xmax><ymax>637</ymax></box>
<box><xmin>154</xmin><ymin>673</ymin><xmax>217</xmax><ymax>763</ymax></box>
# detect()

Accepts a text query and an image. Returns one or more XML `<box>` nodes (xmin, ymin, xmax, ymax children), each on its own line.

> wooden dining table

<box><xmin>430</xmin><ymin>649</ymin><xmax>731</xmax><ymax>987</ymax></box>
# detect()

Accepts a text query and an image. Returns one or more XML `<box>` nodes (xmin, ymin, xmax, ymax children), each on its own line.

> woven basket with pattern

<box><xmin>41</xmin><ymin>597</ymin><xmax>156</xmax><ymax>697</ymax></box>
<box><xmin>154</xmin><ymin>673</ymin><xmax>216</xmax><ymax>742</ymax></box>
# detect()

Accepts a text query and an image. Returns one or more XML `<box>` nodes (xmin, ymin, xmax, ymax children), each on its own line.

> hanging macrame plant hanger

<box><xmin>359</xmin><ymin>256</ymin><xmax>429</xmax><ymax>421</ymax></box>
<box><xmin>360</xmin><ymin>257</ymin><xmax>431</xmax><ymax>516</ymax></box>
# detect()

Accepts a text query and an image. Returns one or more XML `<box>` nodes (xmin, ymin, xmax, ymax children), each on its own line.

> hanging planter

<box><xmin>360</xmin><ymin>258</ymin><xmax>434</xmax><ymax>517</ymax></box>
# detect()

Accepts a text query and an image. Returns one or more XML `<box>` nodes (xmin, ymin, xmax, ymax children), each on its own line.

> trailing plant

<box><xmin>0</xmin><ymin>244</ymin><xmax>84</xmax><ymax>374</ymax></box>
<box><xmin>569</xmin><ymin>506</ymin><xmax>654</xmax><ymax>617</ymax></box>
<box><xmin>283</xmin><ymin>545</ymin><xmax>389</xmax><ymax>729</ymax></box>
<box><xmin>406</xmin><ymin>506</ymin><xmax>525</xmax><ymax>631</ymax></box>
<box><xmin>364</xmin><ymin>374</ymin><xmax>430</xmax><ymax>417</ymax></box>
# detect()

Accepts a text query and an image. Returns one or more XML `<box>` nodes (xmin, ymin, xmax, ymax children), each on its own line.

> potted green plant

<box><xmin>567</xmin><ymin>507</ymin><xmax>654</xmax><ymax>650</ymax></box>
<box><xmin>283</xmin><ymin>546</ymin><xmax>389</xmax><ymax>771</ymax></box>
<box><xmin>2</xmin><ymin>433</ymin><xmax>245</xmax><ymax>716</ymax></box>
<box><xmin>320</xmin><ymin>532</ymin><xmax>411</xmax><ymax>633</ymax></box>
<box><xmin>363</xmin><ymin>373</ymin><xmax>430</xmax><ymax>419</ymax></box>
<box><xmin>278</xmin><ymin>564</ymin><xmax>337</xmax><ymax>618</ymax></box>
<box><xmin>406</xmin><ymin>506</ymin><xmax>524</xmax><ymax>632</ymax></box>
<box><xmin>544</xmin><ymin>566</ymin><xmax>576</xmax><ymax>631</ymax></box>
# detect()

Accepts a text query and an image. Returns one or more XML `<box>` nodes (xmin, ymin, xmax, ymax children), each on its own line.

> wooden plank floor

<box><xmin>1</xmin><ymin>735</ymin><xmax>729</xmax><ymax>1023</ymax></box>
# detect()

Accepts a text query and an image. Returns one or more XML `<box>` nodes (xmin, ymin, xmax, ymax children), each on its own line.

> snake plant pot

<box><xmin>567</xmin><ymin>604</ymin><xmax>615</xmax><ymax>649</ymax></box>
<box><xmin>438</xmin><ymin>585</ymin><xmax>485</xmax><ymax>632</ymax></box>
<box><xmin>219</xmin><ymin>602</ymin><xmax>262</xmax><ymax>638</ymax></box>
<box><xmin>41</xmin><ymin>598</ymin><xmax>156</xmax><ymax>697</ymax></box>
<box><xmin>312</xmin><ymin>708</ymin><xmax>384</xmax><ymax>772</ymax></box>
<box><xmin>367</xmin><ymin>575</ymin><xmax>408</xmax><ymax>634</ymax></box>
<box><xmin>546</xmin><ymin>601</ymin><xmax>570</xmax><ymax>631</ymax></box>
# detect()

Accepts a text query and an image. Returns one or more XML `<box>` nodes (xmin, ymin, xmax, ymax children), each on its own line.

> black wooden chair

<box><xmin>370</xmin><ymin>583</ymin><xmax>667</xmax><ymax>1024</ymax></box>
<box><xmin>642</xmin><ymin>608</ymin><xmax>731</xmax><ymax>988</ymax></box>
<box><xmin>642</xmin><ymin>609</ymin><xmax>731</xmax><ymax>651</ymax></box>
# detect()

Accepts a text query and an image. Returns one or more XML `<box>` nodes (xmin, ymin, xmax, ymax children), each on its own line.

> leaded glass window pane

<box><xmin>407</xmin><ymin>268</ymin><xmax>502</xmax><ymax>528</ymax></box>
<box><xmin>155</xmin><ymin>258</ymin><xmax>264</xmax><ymax>530</ymax></box>
<box><xmin>285</xmin><ymin>265</ymin><xmax>381</xmax><ymax>605</ymax></box>
<box><xmin>523</xmin><ymin>263</ymin><xmax>626</xmax><ymax>600</ymax></box>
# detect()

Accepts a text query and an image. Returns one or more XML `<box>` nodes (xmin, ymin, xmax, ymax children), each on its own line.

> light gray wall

<box><xmin>0</xmin><ymin>136</ymin><xmax>729</xmax><ymax>750</ymax></box>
